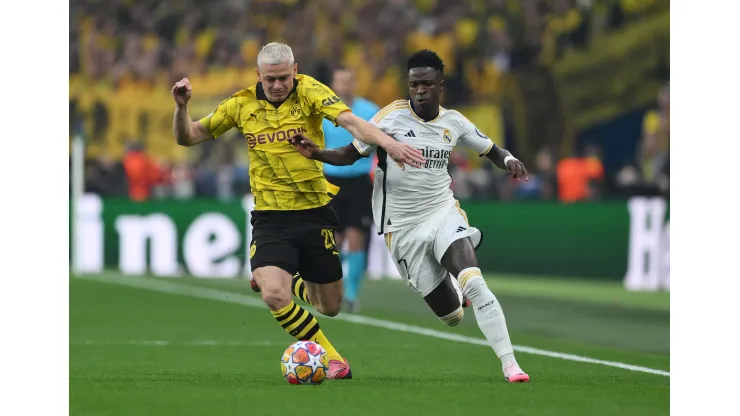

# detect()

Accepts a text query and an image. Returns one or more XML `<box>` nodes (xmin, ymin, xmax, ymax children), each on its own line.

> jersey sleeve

<box><xmin>351</xmin><ymin>137</ymin><xmax>377</xmax><ymax>157</ymax></box>
<box><xmin>457</xmin><ymin>115</ymin><xmax>496</xmax><ymax>156</ymax></box>
<box><xmin>351</xmin><ymin>108</ymin><xmax>395</xmax><ymax>157</ymax></box>
<box><xmin>304</xmin><ymin>81</ymin><xmax>351</xmax><ymax>126</ymax></box>
<box><xmin>197</xmin><ymin>96</ymin><xmax>239</xmax><ymax>138</ymax></box>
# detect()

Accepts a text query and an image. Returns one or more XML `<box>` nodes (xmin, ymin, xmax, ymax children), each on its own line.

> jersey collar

<box><xmin>408</xmin><ymin>100</ymin><xmax>444</xmax><ymax>123</ymax></box>
<box><xmin>256</xmin><ymin>78</ymin><xmax>300</xmax><ymax>107</ymax></box>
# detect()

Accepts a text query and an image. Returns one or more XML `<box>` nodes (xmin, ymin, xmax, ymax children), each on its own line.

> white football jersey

<box><xmin>352</xmin><ymin>99</ymin><xmax>496</xmax><ymax>234</ymax></box>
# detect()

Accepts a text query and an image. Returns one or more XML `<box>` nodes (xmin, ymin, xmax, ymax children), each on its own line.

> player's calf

<box><xmin>423</xmin><ymin>275</ymin><xmax>466</xmax><ymax>326</ymax></box>
<box><xmin>304</xmin><ymin>279</ymin><xmax>343</xmax><ymax>317</ymax></box>
<box><xmin>312</xmin><ymin>299</ymin><xmax>342</xmax><ymax>317</ymax></box>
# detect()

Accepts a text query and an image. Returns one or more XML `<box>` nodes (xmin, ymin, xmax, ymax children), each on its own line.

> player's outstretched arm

<box><xmin>485</xmin><ymin>146</ymin><xmax>529</xmax><ymax>180</ymax></box>
<box><xmin>335</xmin><ymin>111</ymin><xmax>425</xmax><ymax>168</ymax></box>
<box><xmin>288</xmin><ymin>134</ymin><xmax>362</xmax><ymax>166</ymax></box>
<box><xmin>172</xmin><ymin>78</ymin><xmax>215</xmax><ymax>147</ymax></box>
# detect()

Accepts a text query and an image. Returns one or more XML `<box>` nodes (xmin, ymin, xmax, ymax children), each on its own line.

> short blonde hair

<box><xmin>257</xmin><ymin>42</ymin><xmax>294</xmax><ymax>66</ymax></box>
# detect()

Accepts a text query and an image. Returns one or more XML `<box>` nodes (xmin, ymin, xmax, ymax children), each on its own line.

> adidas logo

<box><xmin>404</xmin><ymin>130</ymin><xmax>416</xmax><ymax>138</ymax></box>
<box><xmin>456</xmin><ymin>226</ymin><xmax>466</xmax><ymax>232</ymax></box>
<box><xmin>387</xmin><ymin>218</ymin><xmax>392</xmax><ymax>225</ymax></box>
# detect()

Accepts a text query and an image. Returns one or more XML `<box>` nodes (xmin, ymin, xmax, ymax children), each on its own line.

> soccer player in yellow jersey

<box><xmin>171</xmin><ymin>42</ymin><xmax>425</xmax><ymax>380</ymax></box>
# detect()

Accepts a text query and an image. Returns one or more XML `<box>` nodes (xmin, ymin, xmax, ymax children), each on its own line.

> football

<box><xmin>280</xmin><ymin>340</ymin><xmax>329</xmax><ymax>385</ymax></box>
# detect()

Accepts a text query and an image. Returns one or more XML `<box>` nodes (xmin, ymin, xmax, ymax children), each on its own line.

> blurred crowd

<box><xmin>70</xmin><ymin>0</ymin><xmax>668</xmax><ymax>203</ymax></box>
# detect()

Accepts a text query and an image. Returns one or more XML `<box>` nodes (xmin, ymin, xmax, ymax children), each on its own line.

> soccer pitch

<box><xmin>70</xmin><ymin>271</ymin><xmax>669</xmax><ymax>415</ymax></box>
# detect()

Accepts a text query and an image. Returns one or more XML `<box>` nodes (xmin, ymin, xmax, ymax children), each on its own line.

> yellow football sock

<box><xmin>271</xmin><ymin>301</ymin><xmax>343</xmax><ymax>362</ymax></box>
<box><xmin>292</xmin><ymin>273</ymin><xmax>311</xmax><ymax>304</ymax></box>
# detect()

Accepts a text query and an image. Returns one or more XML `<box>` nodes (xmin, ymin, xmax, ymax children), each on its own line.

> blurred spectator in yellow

<box><xmin>614</xmin><ymin>83</ymin><xmax>670</xmax><ymax>196</ymax></box>
<box><xmin>70</xmin><ymin>0</ymin><xmax>665</xmax><ymax>201</ymax></box>
<box><xmin>640</xmin><ymin>84</ymin><xmax>669</xmax><ymax>184</ymax></box>
<box><xmin>464</xmin><ymin>17</ymin><xmax>511</xmax><ymax>102</ymax></box>
<box><xmin>540</xmin><ymin>0</ymin><xmax>588</xmax><ymax>64</ymax></box>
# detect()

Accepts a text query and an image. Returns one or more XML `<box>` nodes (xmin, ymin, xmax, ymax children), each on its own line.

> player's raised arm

<box><xmin>172</xmin><ymin>78</ymin><xmax>236</xmax><ymax>147</ymax></box>
<box><xmin>335</xmin><ymin>111</ymin><xmax>425</xmax><ymax>168</ymax></box>
<box><xmin>485</xmin><ymin>145</ymin><xmax>528</xmax><ymax>180</ymax></box>
<box><xmin>172</xmin><ymin>78</ymin><xmax>213</xmax><ymax>146</ymax></box>
<box><xmin>457</xmin><ymin>115</ymin><xmax>529</xmax><ymax>180</ymax></box>
<box><xmin>288</xmin><ymin>134</ymin><xmax>363</xmax><ymax>166</ymax></box>
<box><xmin>304</xmin><ymin>78</ymin><xmax>425</xmax><ymax>168</ymax></box>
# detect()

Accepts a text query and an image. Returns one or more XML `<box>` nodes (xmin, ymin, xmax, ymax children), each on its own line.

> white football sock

<box><xmin>450</xmin><ymin>273</ymin><xmax>464</xmax><ymax>304</ymax></box>
<box><xmin>457</xmin><ymin>267</ymin><xmax>518</xmax><ymax>369</ymax></box>
<box><xmin>438</xmin><ymin>305</ymin><xmax>464</xmax><ymax>327</ymax></box>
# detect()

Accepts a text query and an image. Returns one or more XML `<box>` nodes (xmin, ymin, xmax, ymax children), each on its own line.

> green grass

<box><xmin>483</xmin><ymin>274</ymin><xmax>669</xmax><ymax>311</ymax></box>
<box><xmin>70</xmin><ymin>272</ymin><xmax>669</xmax><ymax>416</ymax></box>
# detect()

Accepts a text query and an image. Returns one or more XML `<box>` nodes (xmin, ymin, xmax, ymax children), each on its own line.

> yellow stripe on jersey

<box><xmin>197</xmin><ymin>74</ymin><xmax>348</xmax><ymax>211</ymax></box>
<box><xmin>372</xmin><ymin>100</ymin><xmax>407</xmax><ymax>123</ymax></box>
<box><xmin>372</xmin><ymin>106</ymin><xmax>406</xmax><ymax>125</ymax></box>
<box><xmin>373</xmin><ymin>99</ymin><xmax>406</xmax><ymax>119</ymax></box>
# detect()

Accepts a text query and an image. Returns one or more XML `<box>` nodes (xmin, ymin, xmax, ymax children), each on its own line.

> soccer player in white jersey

<box><xmin>288</xmin><ymin>50</ymin><xmax>530</xmax><ymax>382</ymax></box>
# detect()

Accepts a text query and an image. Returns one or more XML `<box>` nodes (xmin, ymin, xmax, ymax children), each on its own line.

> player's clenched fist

<box><xmin>506</xmin><ymin>158</ymin><xmax>529</xmax><ymax>181</ymax></box>
<box><xmin>171</xmin><ymin>78</ymin><xmax>192</xmax><ymax>107</ymax></box>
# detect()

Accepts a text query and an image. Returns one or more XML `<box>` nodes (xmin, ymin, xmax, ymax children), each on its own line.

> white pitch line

<box><xmin>76</xmin><ymin>274</ymin><xmax>670</xmax><ymax>377</ymax></box>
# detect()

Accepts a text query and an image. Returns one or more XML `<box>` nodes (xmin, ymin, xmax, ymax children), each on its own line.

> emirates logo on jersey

<box><xmin>420</xmin><ymin>147</ymin><xmax>451</xmax><ymax>170</ymax></box>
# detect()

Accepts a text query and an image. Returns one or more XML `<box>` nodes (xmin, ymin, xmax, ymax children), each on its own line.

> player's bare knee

<box><xmin>261</xmin><ymin>287</ymin><xmax>292</xmax><ymax>310</ymax></box>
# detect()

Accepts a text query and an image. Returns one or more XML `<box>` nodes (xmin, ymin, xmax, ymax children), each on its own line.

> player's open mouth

<box><xmin>416</xmin><ymin>98</ymin><xmax>428</xmax><ymax>103</ymax></box>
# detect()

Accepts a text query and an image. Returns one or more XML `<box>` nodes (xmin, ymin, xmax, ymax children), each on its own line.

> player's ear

<box><xmin>255</xmin><ymin>67</ymin><xmax>261</xmax><ymax>82</ymax></box>
<box><xmin>293</xmin><ymin>63</ymin><xmax>298</xmax><ymax>76</ymax></box>
<box><xmin>439</xmin><ymin>78</ymin><xmax>445</xmax><ymax>93</ymax></box>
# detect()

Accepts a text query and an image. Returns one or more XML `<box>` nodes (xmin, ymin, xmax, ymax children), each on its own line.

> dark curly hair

<box><xmin>407</xmin><ymin>49</ymin><xmax>444</xmax><ymax>76</ymax></box>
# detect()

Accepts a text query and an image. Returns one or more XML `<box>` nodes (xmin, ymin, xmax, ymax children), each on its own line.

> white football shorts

<box><xmin>384</xmin><ymin>201</ymin><xmax>482</xmax><ymax>297</ymax></box>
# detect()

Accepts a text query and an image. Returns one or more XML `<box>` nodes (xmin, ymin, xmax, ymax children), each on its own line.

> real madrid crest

<box><xmin>442</xmin><ymin>129</ymin><xmax>452</xmax><ymax>143</ymax></box>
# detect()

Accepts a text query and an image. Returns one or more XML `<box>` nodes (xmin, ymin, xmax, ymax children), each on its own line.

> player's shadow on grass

<box><xmin>78</xmin><ymin>370</ymin><xmax>535</xmax><ymax>386</ymax></box>
<box><xmin>355</xmin><ymin>373</ymin><xmax>515</xmax><ymax>385</ymax></box>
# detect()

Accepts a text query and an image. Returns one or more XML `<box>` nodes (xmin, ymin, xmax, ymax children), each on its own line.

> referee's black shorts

<box><xmin>249</xmin><ymin>205</ymin><xmax>343</xmax><ymax>285</ymax></box>
<box><xmin>325</xmin><ymin>175</ymin><xmax>374</xmax><ymax>233</ymax></box>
